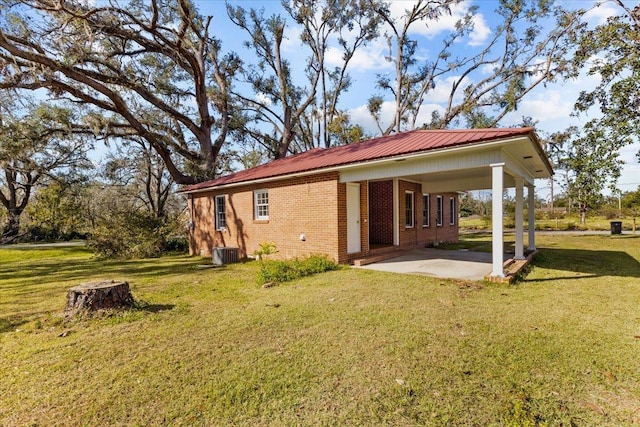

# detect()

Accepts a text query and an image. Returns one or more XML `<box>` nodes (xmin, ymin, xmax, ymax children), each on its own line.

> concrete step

<box><xmin>352</xmin><ymin>250</ymin><xmax>410</xmax><ymax>267</ymax></box>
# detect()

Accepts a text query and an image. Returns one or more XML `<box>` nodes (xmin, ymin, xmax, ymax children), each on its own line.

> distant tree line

<box><xmin>457</xmin><ymin>186</ymin><xmax>640</xmax><ymax>223</ymax></box>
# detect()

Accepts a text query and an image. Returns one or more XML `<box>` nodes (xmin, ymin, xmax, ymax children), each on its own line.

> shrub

<box><xmin>257</xmin><ymin>254</ymin><xmax>338</xmax><ymax>286</ymax></box>
<box><xmin>88</xmin><ymin>210</ymin><xmax>179</xmax><ymax>259</ymax></box>
<box><xmin>165</xmin><ymin>236</ymin><xmax>189</xmax><ymax>253</ymax></box>
<box><xmin>535</xmin><ymin>210</ymin><xmax>567</xmax><ymax>221</ymax></box>
<box><xmin>599</xmin><ymin>206</ymin><xmax>621</xmax><ymax>220</ymax></box>
<box><xmin>534</xmin><ymin>210</ymin><xmax>548</xmax><ymax>221</ymax></box>
<box><xmin>23</xmin><ymin>225</ymin><xmax>87</xmax><ymax>242</ymax></box>
<box><xmin>254</xmin><ymin>242</ymin><xmax>278</xmax><ymax>260</ymax></box>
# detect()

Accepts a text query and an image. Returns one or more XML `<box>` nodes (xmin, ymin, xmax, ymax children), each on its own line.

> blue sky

<box><xmin>194</xmin><ymin>0</ymin><xmax>640</xmax><ymax>197</ymax></box>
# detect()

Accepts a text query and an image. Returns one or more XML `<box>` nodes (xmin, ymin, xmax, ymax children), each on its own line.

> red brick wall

<box><xmin>189</xmin><ymin>172</ymin><xmax>342</xmax><ymax>262</ymax></box>
<box><xmin>188</xmin><ymin>173</ymin><xmax>458</xmax><ymax>265</ymax></box>
<box><xmin>399</xmin><ymin>180</ymin><xmax>459</xmax><ymax>247</ymax></box>
<box><xmin>418</xmin><ymin>190</ymin><xmax>459</xmax><ymax>246</ymax></box>
<box><xmin>368</xmin><ymin>180</ymin><xmax>394</xmax><ymax>245</ymax></box>
<box><xmin>336</xmin><ymin>181</ymin><xmax>347</xmax><ymax>262</ymax></box>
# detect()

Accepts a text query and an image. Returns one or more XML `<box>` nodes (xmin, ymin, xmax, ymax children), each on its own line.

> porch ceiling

<box><xmin>408</xmin><ymin>167</ymin><xmax>514</xmax><ymax>192</ymax></box>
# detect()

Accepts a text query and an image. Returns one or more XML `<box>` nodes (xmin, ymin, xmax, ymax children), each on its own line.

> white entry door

<box><xmin>346</xmin><ymin>183</ymin><xmax>361</xmax><ymax>254</ymax></box>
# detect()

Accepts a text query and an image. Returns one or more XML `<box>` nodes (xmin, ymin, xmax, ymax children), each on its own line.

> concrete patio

<box><xmin>355</xmin><ymin>248</ymin><xmax>514</xmax><ymax>281</ymax></box>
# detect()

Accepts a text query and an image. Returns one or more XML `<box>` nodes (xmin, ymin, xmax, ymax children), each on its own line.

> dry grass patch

<box><xmin>1</xmin><ymin>235</ymin><xmax>640</xmax><ymax>426</ymax></box>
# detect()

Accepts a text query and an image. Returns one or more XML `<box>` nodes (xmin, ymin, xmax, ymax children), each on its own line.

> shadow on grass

<box><xmin>0</xmin><ymin>317</ymin><xmax>29</xmax><ymax>334</ymax></box>
<box><xmin>0</xmin><ymin>255</ymin><xmax>206</xmax><ymax>285</ymax></box>
<box><xmin>0</xmin><ymin>304</ymin><xmax>178</xmax><ymax>335</ymax></box>
<box><xmin>134</xmin><ymin>303</ymin><xmax>175</xmax><ymax>313</ymax></box>
<box><xmin>527</xmin><ymin>247</ymin><xmax>640</xmax><ymax>280</ymax></box>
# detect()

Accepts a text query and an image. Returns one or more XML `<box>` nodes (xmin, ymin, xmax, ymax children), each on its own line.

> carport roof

<box><xmin>181</xmin><ymin>127</ymin><xmax>549</xmax><ymax>193</ymax></box>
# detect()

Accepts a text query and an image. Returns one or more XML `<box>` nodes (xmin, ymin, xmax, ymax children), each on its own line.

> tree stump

<box><xmin>65</xmin><ymin>280</ymin><xmax>134</xmax><ymax>317</ymax></box>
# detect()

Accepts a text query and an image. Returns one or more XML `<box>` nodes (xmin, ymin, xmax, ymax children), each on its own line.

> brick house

<box><xmin>181</xmin><ymin>128</ymin><xmax>552</xmax><ymax>277</ymax></box>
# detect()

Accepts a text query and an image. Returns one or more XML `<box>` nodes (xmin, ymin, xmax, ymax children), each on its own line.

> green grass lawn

<box><xmin>1</xmin><ymin>236</ymin><xmax>640</xmax><ymax>426</ymax></box>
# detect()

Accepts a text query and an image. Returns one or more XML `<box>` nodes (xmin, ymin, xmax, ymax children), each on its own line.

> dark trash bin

<box><xmin>610</xmin><ymin>221</ymin><xmax>622</xmax><ymax>235</ymax></box>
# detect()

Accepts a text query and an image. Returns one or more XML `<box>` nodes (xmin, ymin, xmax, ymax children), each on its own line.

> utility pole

<box><xmin>549</xmin><ymin>177</ymin><xmax>554</xmax><ymax>215</ymax></box>
<box><xmin>618</xmin><ymin>190</ymin><xmax>622</xmax><ymax>216</ymax></box>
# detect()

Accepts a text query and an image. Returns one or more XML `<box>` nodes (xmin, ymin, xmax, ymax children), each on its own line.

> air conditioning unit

<box><xmin>212</xmin><ymin>247</ymin><xmax>239</xmax><ymax>266</ymax></box>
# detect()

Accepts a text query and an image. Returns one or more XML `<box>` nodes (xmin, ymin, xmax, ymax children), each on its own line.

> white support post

<box><xmin>527</xmin><ymin>184</ymin><xmax>536</xmax><ymax>251</ymax></box>
<box><xmin>514</xmin><ymin>177</ymin><xmax>525</xmax><ymax>260</ymax></box>
<box><xmin>393</xmin><ymin>178</ymin><xmax>399</xmax><ymax>246</ymax></box>
<box><xmin>491</xmin><ymin>163</ymin><xmax>505</xmax><ymax>277</ymax></box>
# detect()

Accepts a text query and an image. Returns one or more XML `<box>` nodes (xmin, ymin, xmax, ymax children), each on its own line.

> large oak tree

<box><xmin>0</xmin><ymin>96</ymin><xmax>91</xmax><ymax>242</ymax></box>
<box><xmin>0</xmin><ymin>0</ymin><xmax>241</xmax><ymax>185</ymax></box>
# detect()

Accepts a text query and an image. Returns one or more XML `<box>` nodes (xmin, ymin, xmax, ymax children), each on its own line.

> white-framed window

<box><xmin>254</xmin><ymin>189</ymin><xmax>269</xmax><ymax>220</ymax></box>
<box><xmin>215</xmin><ymin>195</ymin><xmax>226</xmax><ymax>230</ymax></box>
<box><xmin>422</xmin><ymin>194</ymin><xmax>430</xmax><ymax>227</ymax></box>
<box><xmin>436</xmin><ymin>195</ymin><xmax>443</xmax><ymax>226</ymax></box>
<box><xmin>405</xmin><ymin>191</ymin><xmax>414</xmax><ymax>228</ymax></box>
<box><xmin>449</xmin><ymin>197</ymin><xmax>456</xmax><ymax>225</ymax></box>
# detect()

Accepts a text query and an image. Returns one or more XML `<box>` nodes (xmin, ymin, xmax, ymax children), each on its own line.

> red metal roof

<box><xmin>182</xmin><ymin>128</ymin><xmax>537</xmax><ymax>192</ymax></box>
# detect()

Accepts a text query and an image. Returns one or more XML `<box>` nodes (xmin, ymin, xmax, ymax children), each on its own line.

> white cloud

<box><xmin>388</xmin><ymin>0</ymin><xmax>490</xmax><ymax>46</ymax></box>
<box><xmin>427</xmin><ymin>75</ymin><xmax>472</xmax><ymax>104</ymax></box>
<box><xmin>583</xmin><ymin>1</ymin><xmax>620</xmax><ymax>25</ymax></box>
<box><xmin>515</xmin><ymin>91</ymin><xmax>574</xmax><ymax>122</ymax></box>
<box><xmin>410</xmin><ymin>103</ymin><xmax>446</xmax><ymax>130</ymax></box>
<box><xmin>325</xmin><ymin>38</ymin><xmax>393</xmax><ymax>72</ymax></box>
<box><xmin>497</xmin><ymin>64</ymin><xmax>604</xmax><ymax>129</ymax></box>
<box><xmin>619</xmin><ymin>144</ymin><xmax>640</xmax><ymax>189</ymax></box>
<box><xmin>348</xmin><ymin>102</ymin><xmax>393</xmax><ymax>134</ymax></box>
<box><xmin>282</xmin><ymin>1</ymin><xmax>491</xmax><ymax>75</ymax></box>
<box><xmin>281</xmin><ymin>25</ymin><xmax>302</xmax><ymax>52</ymax></box>
<box><xmin>324</xmin><ymin>46</ymin><xmax>345</xmax><ymax>68</ymax></box>
<box><xmin>348</xmin><ymin>100</ymin><xmax>445</xmax><ymax>135</ymax></box>
<box><xmin>255</xmin><ymin>92</ymin><xmax>272</xmax><ymax>106</ymax></box>
<box><xmin>480</xmin><ymin>63</ymin><xmax>496</xmax><ymax>75</ymax></box>
<box><xmin>387</xmin><ymin>1</ymin><xmax>419</xmax><ymax>24</ymax></box>
<box><xmin>620</xmin><ymin>143</ymin><xmax>639</xmax><ymax>160</ymax></box>
<box><xmin>468</xmin><ymin>13</ymin><xmax>491</xmax><ymax>46</ymax></box>
<box><xmin>500</xmin><ymin>89</ymin><xmax>576</xmax><ymax>130</ymax></box>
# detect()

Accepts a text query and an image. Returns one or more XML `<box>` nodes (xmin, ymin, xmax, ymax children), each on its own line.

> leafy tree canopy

<box><xmin>571</xmin><ymin>1</ymin><xmax>640</xmax><ymax>161</ymax></box>
<box><xmin>370</xmin><ymin>0</ymin><xmax>582</xmax><ymax>133</ymax></box>
<box><xmin>0</xmin><ymin>93</ymin><xmax>91</xmax><ymax>242</ymax></box>
<box><xmin>0</xmin><ymin>0</ymin><xmax>243</xmax><ymax>184</ymax></box>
